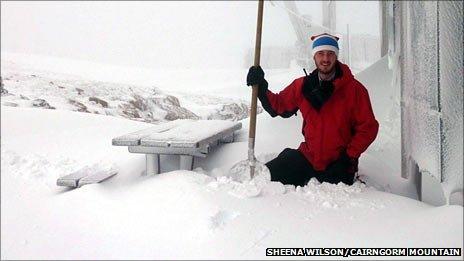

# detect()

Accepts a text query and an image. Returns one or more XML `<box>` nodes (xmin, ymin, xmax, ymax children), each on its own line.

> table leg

<box><xmin>179</xmin><ymin>155</ymin><xmax>194</xmax><ymax>170</ymax></box>
<box><xmin>146</xmin><ymin>154</ymin><xmax>160</xmax><ymax>175</ymax></box>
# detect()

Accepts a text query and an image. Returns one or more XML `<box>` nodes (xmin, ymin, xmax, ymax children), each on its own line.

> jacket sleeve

<box><xmin>346</xmin><ymin>84</ymin><xmax>379</xmax><ymax>158</ymax></box>
<box><xmin>258</xmin><ymin>79</ymin><xmax>300</xmax><ymax>118</ymax></box>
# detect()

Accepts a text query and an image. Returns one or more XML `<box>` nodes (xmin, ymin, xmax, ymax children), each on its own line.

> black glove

<box><xmin>347</xmin><ymin>155</ymin><xmax>359</xmax><ymax>174</ymax></box>
<box><xmin>247</xmin><ymin>66</ymin><xmax>266</xmax><ymax>87</ymax></box>
<box><xmin>338</xmin><ymin>151</ymin><xmax>359</xmax><ymax>174</ymax></box>
<box><xmin>326</xmin><ymin>152</ymin><xmax>358</xmax><ymax>175</ymax></box>
<box><xmin>325</xmin><ymin>155</ymin><xmax>348</xmax><ymax>177</ymax></box>
<box><xmin>323</xmin><ymin>151</ymin><xmax>358</xmax><ymax>185</ymax></box>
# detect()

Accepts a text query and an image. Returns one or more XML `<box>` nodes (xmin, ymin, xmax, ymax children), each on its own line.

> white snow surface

<box><xmin>1</xmin><ymin>106</ymin><xmax>462</xmax><ymax>260</ymax></box>
<box><xmin>1</xmin><ymin>54</ymin><xmax>463</xmax><ymax>259</ymax></box>
<box><xmin>142</xmin><ymin>119</ymin><xmax>238</xmax><ymax>143</ymax></box>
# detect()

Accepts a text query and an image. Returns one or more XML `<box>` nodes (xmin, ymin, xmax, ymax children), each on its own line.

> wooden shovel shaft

<box><xmin>248</xmin><ymin>0</ymin><xmax>264</xmax><ymax>177</ymax></box>
<box><xmin>248</xmin><ymin>0</ymin><xmax>264</xmax><ymax>155</ymax></box>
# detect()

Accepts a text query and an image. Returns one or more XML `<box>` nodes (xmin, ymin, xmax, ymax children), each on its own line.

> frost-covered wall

<box><xmin>438</xmin><ymin>1</ymin><xmax>464</xmax><ymax>197</ymax></box>
<box><xmin>400</xmin><ymin>1</ymin><xmax>441</xmax><ymax>181</ymax></box>
<box><xmin>390</xmin><ymin>1</ymin><xmax>463</xmax><ymax>204</ymax></box>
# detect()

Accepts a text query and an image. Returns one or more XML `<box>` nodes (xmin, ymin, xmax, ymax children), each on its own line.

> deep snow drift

<box><xmin>1</xmin><ymin>54</ymin><xmax>463</xmax><ymax>259</ymax></box>
<box><xmin>1</xmin><ymin>107</ymin><xmax>463</xmax><ymax>259</ymax></box>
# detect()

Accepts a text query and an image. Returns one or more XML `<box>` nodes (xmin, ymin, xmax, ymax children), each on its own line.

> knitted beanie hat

<box><xmin>311</xmin><ymin>33</ymin><xmax>340</xmax><ymax>57</ymax></box>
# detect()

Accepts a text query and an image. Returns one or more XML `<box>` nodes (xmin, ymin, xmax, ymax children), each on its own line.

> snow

<box><xmin>1</xmin><ymin>53</ymin><xmax>463</xmax><ymax>259</ymax></box>
<box><xmin>352</xmin><ymin>56</ymin><xmax>413</xmax><ymax>199</ymax></box>
<box><xmin>142</xmin><ymin>119</ymin><xmax>239</xmax><ymax>144</ymax></box>
<box><xmin>2</xmin><ymin>0</ymin><xmax>463</xmax><ymax>257</ymax></box>
<box><xmin>2</xmin><ymin>95</ymin><xmax>463</xmax><ymax>259</ymax></box>
<box><xmin>0</xmin><ymin>55</ymin><xmax>258</xmax><ymax>123</ymax></box>
<box><xmin>0</xmin><ymin>52</ymin><xmax>301</xmax><ymax>101</ymax></box>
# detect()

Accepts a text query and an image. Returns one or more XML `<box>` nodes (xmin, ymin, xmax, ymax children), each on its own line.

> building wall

<box><xmin>438</xmin><ymin>1</ymin><xmax>464</xmax><ymax>197</ymax></box>
<box><xmin>391</xmin><ymin>1</ymin><xmax>463</xmax><ymax>204</ymax></box>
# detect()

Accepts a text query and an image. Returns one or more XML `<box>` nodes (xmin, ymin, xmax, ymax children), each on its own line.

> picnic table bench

<box><xmin>112</xmin><ymin>119</ymin><xmax>242</xmax><ymax>175</ymax></box>
<box><xmin>57</xmin><ymin>165</ymin><xmax>118</xmax><ymax>188</ymax></box>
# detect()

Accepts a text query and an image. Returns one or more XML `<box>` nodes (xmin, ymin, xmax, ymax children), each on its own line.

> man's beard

<box><xmin>317</xmin><ymin>61</ymin><xmax>335</xmax><ymax>75</ymax></box>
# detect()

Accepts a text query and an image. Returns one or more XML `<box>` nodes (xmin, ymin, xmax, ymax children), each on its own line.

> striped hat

<box><xmin>311</xmin><ymin>33</ymin><xmax>339</xmax><ymax>57</ymax></box>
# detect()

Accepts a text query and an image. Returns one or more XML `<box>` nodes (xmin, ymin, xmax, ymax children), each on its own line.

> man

<box><xmin>246</xmin><ymin>33</ymin><xmax>379</xmax><ymax>186</ymax></box>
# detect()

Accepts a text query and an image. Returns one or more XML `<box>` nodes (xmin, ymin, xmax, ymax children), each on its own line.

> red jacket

<box><xmin>260</xmin><ymin>62</ymin><xmax>379</xmax><ymax>171</ymax></box>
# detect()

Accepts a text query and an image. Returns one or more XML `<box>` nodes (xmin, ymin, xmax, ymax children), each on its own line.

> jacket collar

<box><xmin>308</xmin><ymin>61</ymin><xmax>354</xmax><ymax>90</ymax></box>
<box><xmin>332</xmin><ymin>61</ymin><xmax>354</xmax><ymax>90</ymax></box>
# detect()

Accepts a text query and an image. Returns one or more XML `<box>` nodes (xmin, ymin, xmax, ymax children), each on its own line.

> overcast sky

<box><xmin>1</xmin><ymin>1</ymin><xmax>379</xmax><ymax>69</ymax></box>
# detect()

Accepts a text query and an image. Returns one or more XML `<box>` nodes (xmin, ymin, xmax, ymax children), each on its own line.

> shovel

<box><xmin>229</xmin><ymin>0</ymin><xmax>270</xmax><ymax>184</ymax></box>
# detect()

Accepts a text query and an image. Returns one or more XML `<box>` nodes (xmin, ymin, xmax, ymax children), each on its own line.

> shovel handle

<box><xmin>249</xmin><ymin>0</ymin><xmax>264</xmax><ymax>146</ymax></box>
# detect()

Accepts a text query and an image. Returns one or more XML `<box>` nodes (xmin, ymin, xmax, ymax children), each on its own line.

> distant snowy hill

<box><xmin>1</xmin><ymin>58</ymin><xmax>259</xmax><ymax>123</ymax></box>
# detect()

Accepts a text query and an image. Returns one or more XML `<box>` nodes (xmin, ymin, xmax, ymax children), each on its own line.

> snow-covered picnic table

<box><xmin>112</xmin><ymin>119</ymin><xmax>242</xmax><ymax>174</ymax></box>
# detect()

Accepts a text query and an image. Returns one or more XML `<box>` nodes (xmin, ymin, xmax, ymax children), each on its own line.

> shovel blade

<box><xmin>229</xmin><ymin>159</ymin><xmax>271</xmax><ymax>184</ymax></box>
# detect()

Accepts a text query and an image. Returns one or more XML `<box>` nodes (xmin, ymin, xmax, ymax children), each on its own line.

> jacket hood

<box><xmin>333</xmin><ymin>61</ymin><xmax>355</xmax><ymax>90</ymax></box>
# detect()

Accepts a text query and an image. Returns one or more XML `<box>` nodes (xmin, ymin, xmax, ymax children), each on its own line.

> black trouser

<box><xmin>265</xmin><ymin>148</ymin><xmax>355</xmax><ymax>187</ymax></box>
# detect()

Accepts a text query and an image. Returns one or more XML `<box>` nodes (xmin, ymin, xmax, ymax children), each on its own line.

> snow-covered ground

<box><xmin>1</xmin><ymin>54</ymin><xmax>463</xmax><ymax>259</ymax></box>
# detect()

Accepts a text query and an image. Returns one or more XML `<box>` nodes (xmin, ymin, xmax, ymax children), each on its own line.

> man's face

<box><xmin>313</xmin><ymin>50</ymin><xmax>337</xmax><ymax>74</ymax></box>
